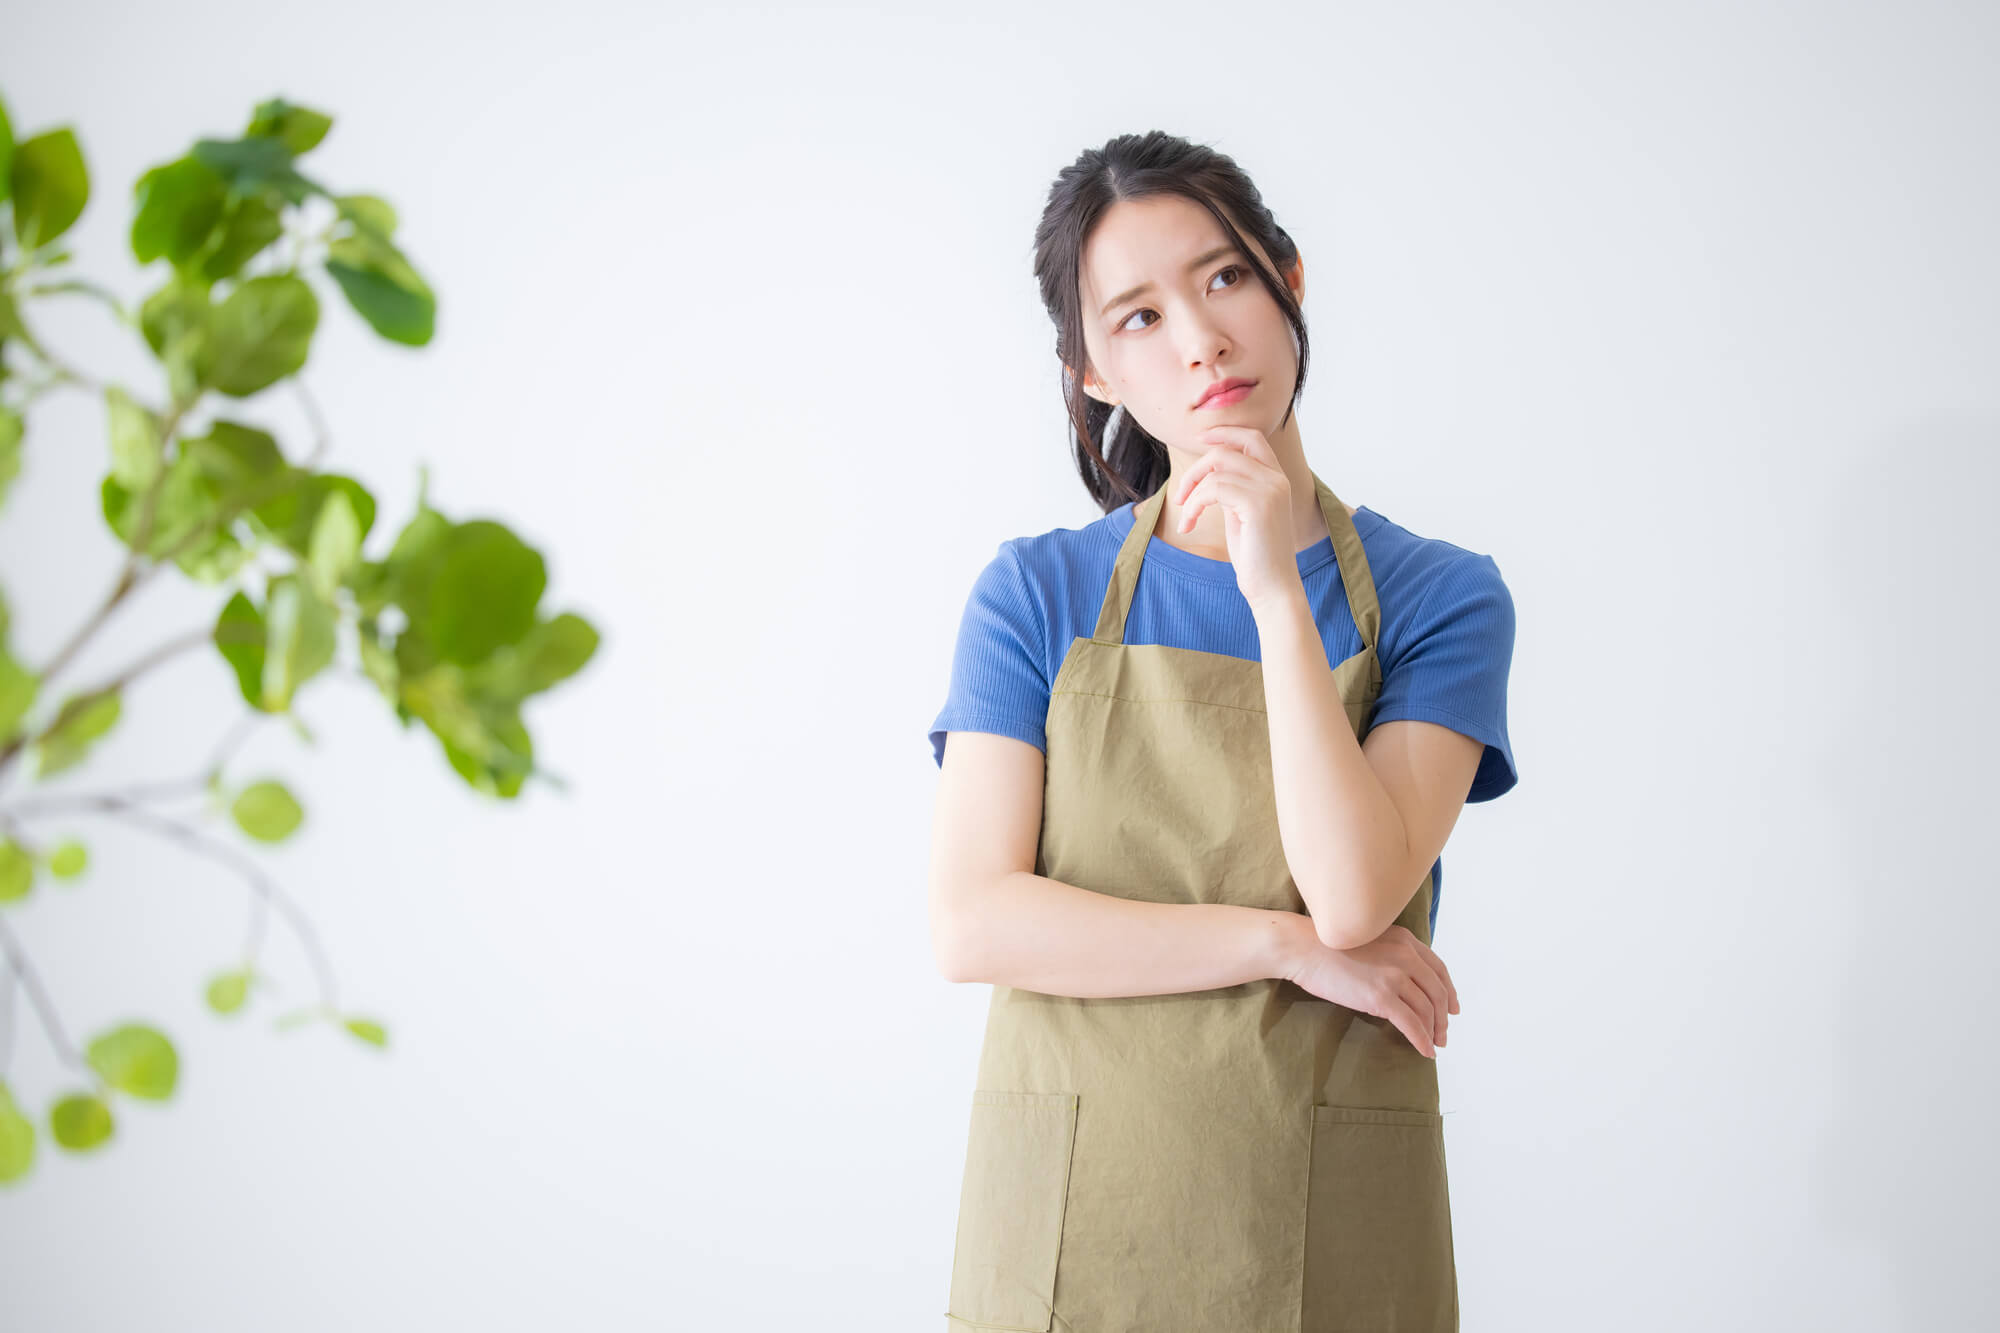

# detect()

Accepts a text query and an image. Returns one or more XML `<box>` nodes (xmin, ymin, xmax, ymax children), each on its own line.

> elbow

<box><xmin>929</xmin><ymin>900</ymin><xmax>983</xmax><ymax>984</ymax></box>
<box><xmin>1305</xmin><ymin>883</ymin><xmax>1388</xmax><ymax>953</ymax></box>
<box><xmin>1313</xmin><ymin>916</ymin><xmax>1372</xmax><ymax>953</ymax></box>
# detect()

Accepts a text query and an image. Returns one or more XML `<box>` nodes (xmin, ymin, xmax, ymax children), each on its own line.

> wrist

<box><xmin>1255</xmin><ymin>909</ymin><xmax>1318</xmax><ymax>981</ymax></box>
<box><xmin>1246</xmin><ymin>578</ymin><xmax>1309</xmax><ymax>624</ymax></box>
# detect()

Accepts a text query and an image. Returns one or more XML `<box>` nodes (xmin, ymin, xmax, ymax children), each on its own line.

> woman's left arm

<box><xmin>1253</xmin><ymin>585</ymin><xmax>1484</xmax><ymax>950</ymax></box>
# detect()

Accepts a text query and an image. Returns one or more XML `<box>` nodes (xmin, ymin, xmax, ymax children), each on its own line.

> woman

<box><xmin>926</xmin><ymin>131</ymin><xmax>1517</xmax><ymax>1333</ymax></box>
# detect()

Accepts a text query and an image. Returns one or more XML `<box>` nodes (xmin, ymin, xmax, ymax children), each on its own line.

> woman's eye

<box><xmin>1115</xmin><ymin>267</ymin><xmax>1243</xmax><ymax>333</ymax></box>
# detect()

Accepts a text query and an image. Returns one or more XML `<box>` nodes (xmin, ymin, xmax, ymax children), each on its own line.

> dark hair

<box><xmin>1033</xmin><ymin>131</ymin><xmax>1310</xmax><ymax>513</ymax></box>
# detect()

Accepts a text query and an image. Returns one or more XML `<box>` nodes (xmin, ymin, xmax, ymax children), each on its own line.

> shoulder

<box><xmin>1000</xmin><ymin>503</ymin><xmax>1128</xmax><ymax>580</ymax></box>
<box><xmin>1355</xmin><ymin>507</ymin><xmax>1513</xmax><ymax>648</ymax></box>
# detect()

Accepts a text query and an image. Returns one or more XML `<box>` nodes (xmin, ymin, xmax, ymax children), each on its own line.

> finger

<box><xmin>1396</xmin><ymin>974</ymin><xmax>1439</xmax><ymax>1048</ymax></box>
<box><xmin>1178</xmin><ymin>473</ymin><xmax>1245</xmax><ymax>533</ymax></box>
<box><xmin>1413</xmin><ymin>939</ymin><xmax>1460</xmax><ymax>1015</ymax></box>
<box><xmin>1173</xmin><ymin>447</ymin><xmax>1249</xmax><ymax>504</ymax></box>
<box><xmin>1400</xmin><ymin>942</ymin><xmax>1453</xmax><ymax>1044</ymax></box>
<box><xmin>1199</xmin><ymin>425</ymin><xmax>1279</xmax><ymax>468</ymax></box>
<box><xmin>1384</xmin><ymin>993</ymin><xmax>1437</xmax><ymax>1059</ymax></box>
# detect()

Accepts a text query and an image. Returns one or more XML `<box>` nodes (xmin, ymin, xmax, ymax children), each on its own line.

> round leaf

<box><xmin>32</xmin><ymin>688</ymin><xmax>121</xmax><ymax>780</ymax></box>
<box><xmin>129</xmin><ymin>155</ymin><xmax>227</xmax><ymax>265</ymax></box>
<box><xmin>425</xmin><ymin>521</ymin><xmax>545</xmax><ymax>665</ymax></box>
<box><xmin>199</xmin><ymin>273</ymin><xmax>318</xmax><ymax>397</ymax></box>
<box><xmin>47</xmin><ymin>840</ymin><xmax>87</xmax><ymax>879</ymax></box>
<box><xmin>231</xmin><ymin>778</ymin><xmax>303</xmax><ymax>842</ymax></box>
<box><xmin>49</xmin><ymin>1092</ymin><xmax>114</xmax><ymax>1151</ymax></box>
<box><xmin>343</xmin><ymin>1017</ymin><xmax>387</xmax><ymax>1048</ymax></box>
<box><xmin>0</xmin><ymin>839</ymin><xmax>33</xmax><ymax>903</ymax></box>
<box><xmin>205</xmin><ymin>969</ymin><xmax>250</xmax><ymax>1014</ymax></box>
<box><xmin>85</xmin><ymin>1023</ymin><xmax>179</xmax><ymax>1100</ymax></box>
<box><xmin>213</xmin><ymin>590</ymin><xmax>269</xmax><ymax>711</ymax></box>
<box><xmin>0</xmin><ymin>1081</ymin><xmax>35</xmax><ymax>1183</ymax></box>
<box><xmin>10</xmin><ymin>128</ymin><xmax>89</xmax><ymax>252</ymax></box>
<box><xmin>104</xmin><ymin>385</ymin><xmax>162</xmax><ymax>489</ymax></box>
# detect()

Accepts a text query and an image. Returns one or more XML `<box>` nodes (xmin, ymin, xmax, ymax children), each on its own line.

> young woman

<box><xmin>926</xmin><ymin>131</ymin><xmax>1517</xmax><ymax>1333</ymax></box>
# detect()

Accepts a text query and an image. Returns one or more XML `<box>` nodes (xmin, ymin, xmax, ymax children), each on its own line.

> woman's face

<box><xmin>1076</xmin><ymin>192</ymin><xmax>1304</xmax><ymax>455</ymax></box>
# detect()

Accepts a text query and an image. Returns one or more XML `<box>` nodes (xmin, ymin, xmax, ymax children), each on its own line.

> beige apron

<box><xmin>944</xmin><ymin>471</ymin><xmax>1456</xmax><ymax>1332</ymax></box>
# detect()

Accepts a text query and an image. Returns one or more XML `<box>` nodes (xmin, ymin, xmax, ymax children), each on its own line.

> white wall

<box><xmin>1</xmin><ymin>1</ymin><xmax>1995</xmax><ymax>1328</ymax></box>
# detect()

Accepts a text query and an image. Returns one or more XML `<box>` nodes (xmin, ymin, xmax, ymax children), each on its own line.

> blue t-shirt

<box><xmin>928</xmin><ymin>498</ymin><xmax>1518</xmax><ymax>938</ymax></box>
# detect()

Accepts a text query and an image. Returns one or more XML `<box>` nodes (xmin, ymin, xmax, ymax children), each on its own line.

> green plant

<box><xmin>0</xmin><ymin>93</ymin><xmax>601</xmax><ymax>1186</ymax></box>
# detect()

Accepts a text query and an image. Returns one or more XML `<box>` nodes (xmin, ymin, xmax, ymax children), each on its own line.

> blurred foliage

<box><xmin>0</xmin><ymin>92</ymin><xmax>601</xmax><ymax>1188</ymax></box>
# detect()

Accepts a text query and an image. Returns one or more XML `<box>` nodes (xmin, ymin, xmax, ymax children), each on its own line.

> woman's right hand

<box><xmin>1282</xmin><ymin>922</ymin><xmax>1460</xmax><ymax>1058</ymax></box>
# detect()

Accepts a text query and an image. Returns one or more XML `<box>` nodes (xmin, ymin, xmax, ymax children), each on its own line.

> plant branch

<box><xmin>0</xmin><ymin>913</ymin><xmax>99</xmax><ymax>1084</ymax></box>
<box><xmin>11</xmin><ymin>795</ymin><xmax>341</xmax><ymax>1015</ymax></box>
<box><xmin>0</xmin><ymin>625</ymin><xmax>220</xmax><ymax>785</ymax></box>
<box><xmin>5</xmin><ymin>712</ymin><xmax>264</xmax><ymax>816</ymax></box>
<box><xmin>0</xmin><ymin>376</ymin><xmax>338</xmax><ymax>786</ymax></box>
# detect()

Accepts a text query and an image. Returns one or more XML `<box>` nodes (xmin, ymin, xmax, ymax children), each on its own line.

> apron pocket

<box><xmin>1301</xmin><ymin>1104</ymin><xmax>1457</xmax><ymax>1333</ymax></box>
<box><xmin>946</xmin><ymin>1090</ymin><xmax>1078</xmax><ymax>1332</ymax></box>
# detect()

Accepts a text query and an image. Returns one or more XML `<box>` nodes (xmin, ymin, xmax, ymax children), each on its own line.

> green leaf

<box><xmin>182</xmin><ymin>418</ymin><xmax>287</xmax><ymax>492</ymax></box>
<box><xmin>441</xmin><ymin>706</ymin><xmax>536</xmax><ymax>798</ymax></box>
<box><xmin>325</xmin><ymin>227</ymin><xmax>434</xmax><ymax>346</ymax></box>
<box><xmin>86</xmin><ymin>1023</ymin><xmax>179</xmax><ymax>1100</ymax></box>
<box><xmin>213</xmin><ymin>591</ymin><xmax>269</xmax><ymax>711</ymax></box>
<box><xmin>424</xmin><ymin>521</ymin><xmax>546</xmax><ymax>666</ymax></box>
<box><xmin>46</xmin><ymin>840</ymin><xmax>87</xmax><ymax>879</ymax></box>
<box><xmin>305</xmin><ymin>488</ymin><xmax>361</xmax><ymax>596</ymax></box>
<box><xmin>0</xmin><ymin>405</ymin><xmax>22</xmax><ymax>511</ymax></box>
<box><xmin>32</xmin><ymin>688</ymin><xmax>121</xmax><ymax>779</ymax></box>
<box><xmin>99</xmin><ymin>418</ymin><xmax>292</xmax><ymax>582</ymax></box>
<box><xmin>137</xmin><ymin>274</ymin><xmax>211</xmax><ymax>405</ymax></box>
<box><xmin>231</xmin><ymin>778</ymin><xmax>303</xmax><ymax>842</ymax></box>
<box><xmin>464</xmin><ymin>612</ymin><xmax>600</xmax><ymax>701</ymax></box>
<box><xmin>49</xmin><ymin>1092</ymin><xmax>114</xmax><ymax>1151</ymax></box>
<box><xmin>0</xmin><ymin>95</ymin><xmax>14</xmax><ymax>209</ymax></box>
<box><xmin>0</xmin><ymin>839</ymin><xmax>34</xmax><ymax>903</ymax></box>
<box><xmin>129</xmin><ymin>155</ymin><xmax>227</xmax><ymax>266</ymax></box>
<box><xmin>250</xmin><ymin>472</ymin><xmax>374</xmax><ymax>557</ymax></box>
<box><xmin>259</xmin><ymin>575</ymin><xmax>335</xmax><ymax>709</ymax></box>
<box><xmin>342</xmin><ymin>1017</ymin><xmax>387</xmax><ymax>1048</ymax></box>
<box><xmin>197</xmin><ymin>194</ymin><xmax>286</xmax><ymax>283</ymax></box>
<box><xmin>104</xmin><ymin>385</ymin><xmax>162</xmax><ymax>489</ymax></box>
<box><xmin>10</xmin><ymin>128</ymin><xmax>89</xmax><ymax>252</ymax></box>
<box><xmin>245</xmin><ymin>98</ymin><xmax>333</xmax><ymax>156</ymax></box>
<box><xmin>0</xmin><ymin>648</ymin><xmax>36</xmax><ymax>743</ymax></box>
<box><xmin>333</xmin><ymin>193</ymin><xmax>397</xmax><ymax>239</ymax></box>
<box><xmin>198</xmin><ymin>273</ymin><xmax>318</xmax><ymax>397</ymax></box>
<box><xmin>357</xmin><ymin>622</ymin><xmax>400</xmax><ymax>703</ymax></box>
<box><xmin>101</xmin><ymin>464</ymin><xmax>204</xmax><ymax>556</ymax></box>
<box><xmin>205</xmin><ymin>969</ymin><xmax>251</xmax><ymax>1014</ymax></box>
<box><xmin>0</xmin><ymin>1081</ymin><xmax>35</xmax><ymax>1184</ymax></box>
<box><xmin>189</xmin><ymin>135</ymin><xmax>315</xmax><ymax>206</ymax></box>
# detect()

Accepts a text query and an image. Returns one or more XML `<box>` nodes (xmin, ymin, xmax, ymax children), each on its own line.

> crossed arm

<box><xmin>1250</xmin><ymin>583</ymin><xmax>1484</xmax><ymax>949</ymax></box>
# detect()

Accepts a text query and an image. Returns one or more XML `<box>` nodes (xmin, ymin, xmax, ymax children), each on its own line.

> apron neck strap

<box><xmin>1093</xmin><ymin>468</ymin><xmax>1384</xmax><ymax>651</ymax></box>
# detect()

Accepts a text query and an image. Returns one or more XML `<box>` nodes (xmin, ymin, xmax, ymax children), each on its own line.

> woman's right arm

<box><xmin>928</xmin><ymin>730</ymin><xmax>1317</xmax><ymax>998</ymax></box>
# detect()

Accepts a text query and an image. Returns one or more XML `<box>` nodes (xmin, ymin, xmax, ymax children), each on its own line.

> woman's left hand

<box><xmin>1173</xmin><ymin>425</ymin><xmax>1305</xmax><ymax>612</ymax></box>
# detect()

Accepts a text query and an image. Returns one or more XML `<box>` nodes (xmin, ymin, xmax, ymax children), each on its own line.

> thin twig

<box><xmin>5</xmin><ymin>712</ymin><xmax>265</xmax><ymax>816</ymax></box>
<box><xmin>0</xmin><ymin>913</ymin><xmax>99</xmax><ymax>1083</ymax></box>
<box><xmin>10</xmin><ymin>795</ymin><xmax>340</xmax><ymax>1014</ymax></box>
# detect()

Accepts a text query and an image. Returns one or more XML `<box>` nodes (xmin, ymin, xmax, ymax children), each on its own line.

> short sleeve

<box><xmin>1372</xmin><ymin>552</ymin><xmax>1518</xmax><ymax>802</ymax></box>
<box><xmin>928</xmin><ymin>540</ymin><xmax>1052</xmax><ymax>766</ymax></box>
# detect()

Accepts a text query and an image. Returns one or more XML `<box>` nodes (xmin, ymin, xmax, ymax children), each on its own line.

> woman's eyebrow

<box><xmin>1099</xmin><ymin>244</ymin><xmax>1239</xmax><ymax>318</ymax></box>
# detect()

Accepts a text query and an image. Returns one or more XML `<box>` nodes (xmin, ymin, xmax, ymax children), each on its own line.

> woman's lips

<box><xmin>1197</xmin><ymin>382</ymin><xmax>1255</xmax><ymax>409</ymax></box>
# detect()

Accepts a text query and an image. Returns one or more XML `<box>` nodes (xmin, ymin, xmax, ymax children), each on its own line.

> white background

<box><xmin>2</xmin><ymin>1</ymin><xmax>1996</xmax><ymax>1328</ymax></box>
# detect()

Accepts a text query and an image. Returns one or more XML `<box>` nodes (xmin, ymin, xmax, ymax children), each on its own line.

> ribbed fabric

<box><xmin>929</xmin><ymin>499</ymin><xmax>1518</xmax><ymax>936</ymax></box>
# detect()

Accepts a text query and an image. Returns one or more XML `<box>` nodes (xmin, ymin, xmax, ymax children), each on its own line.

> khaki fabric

<box><xmin>944</xmin><ymin>472</ymin><xmax>1457</xmax><ymax>1332</ymax></box>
